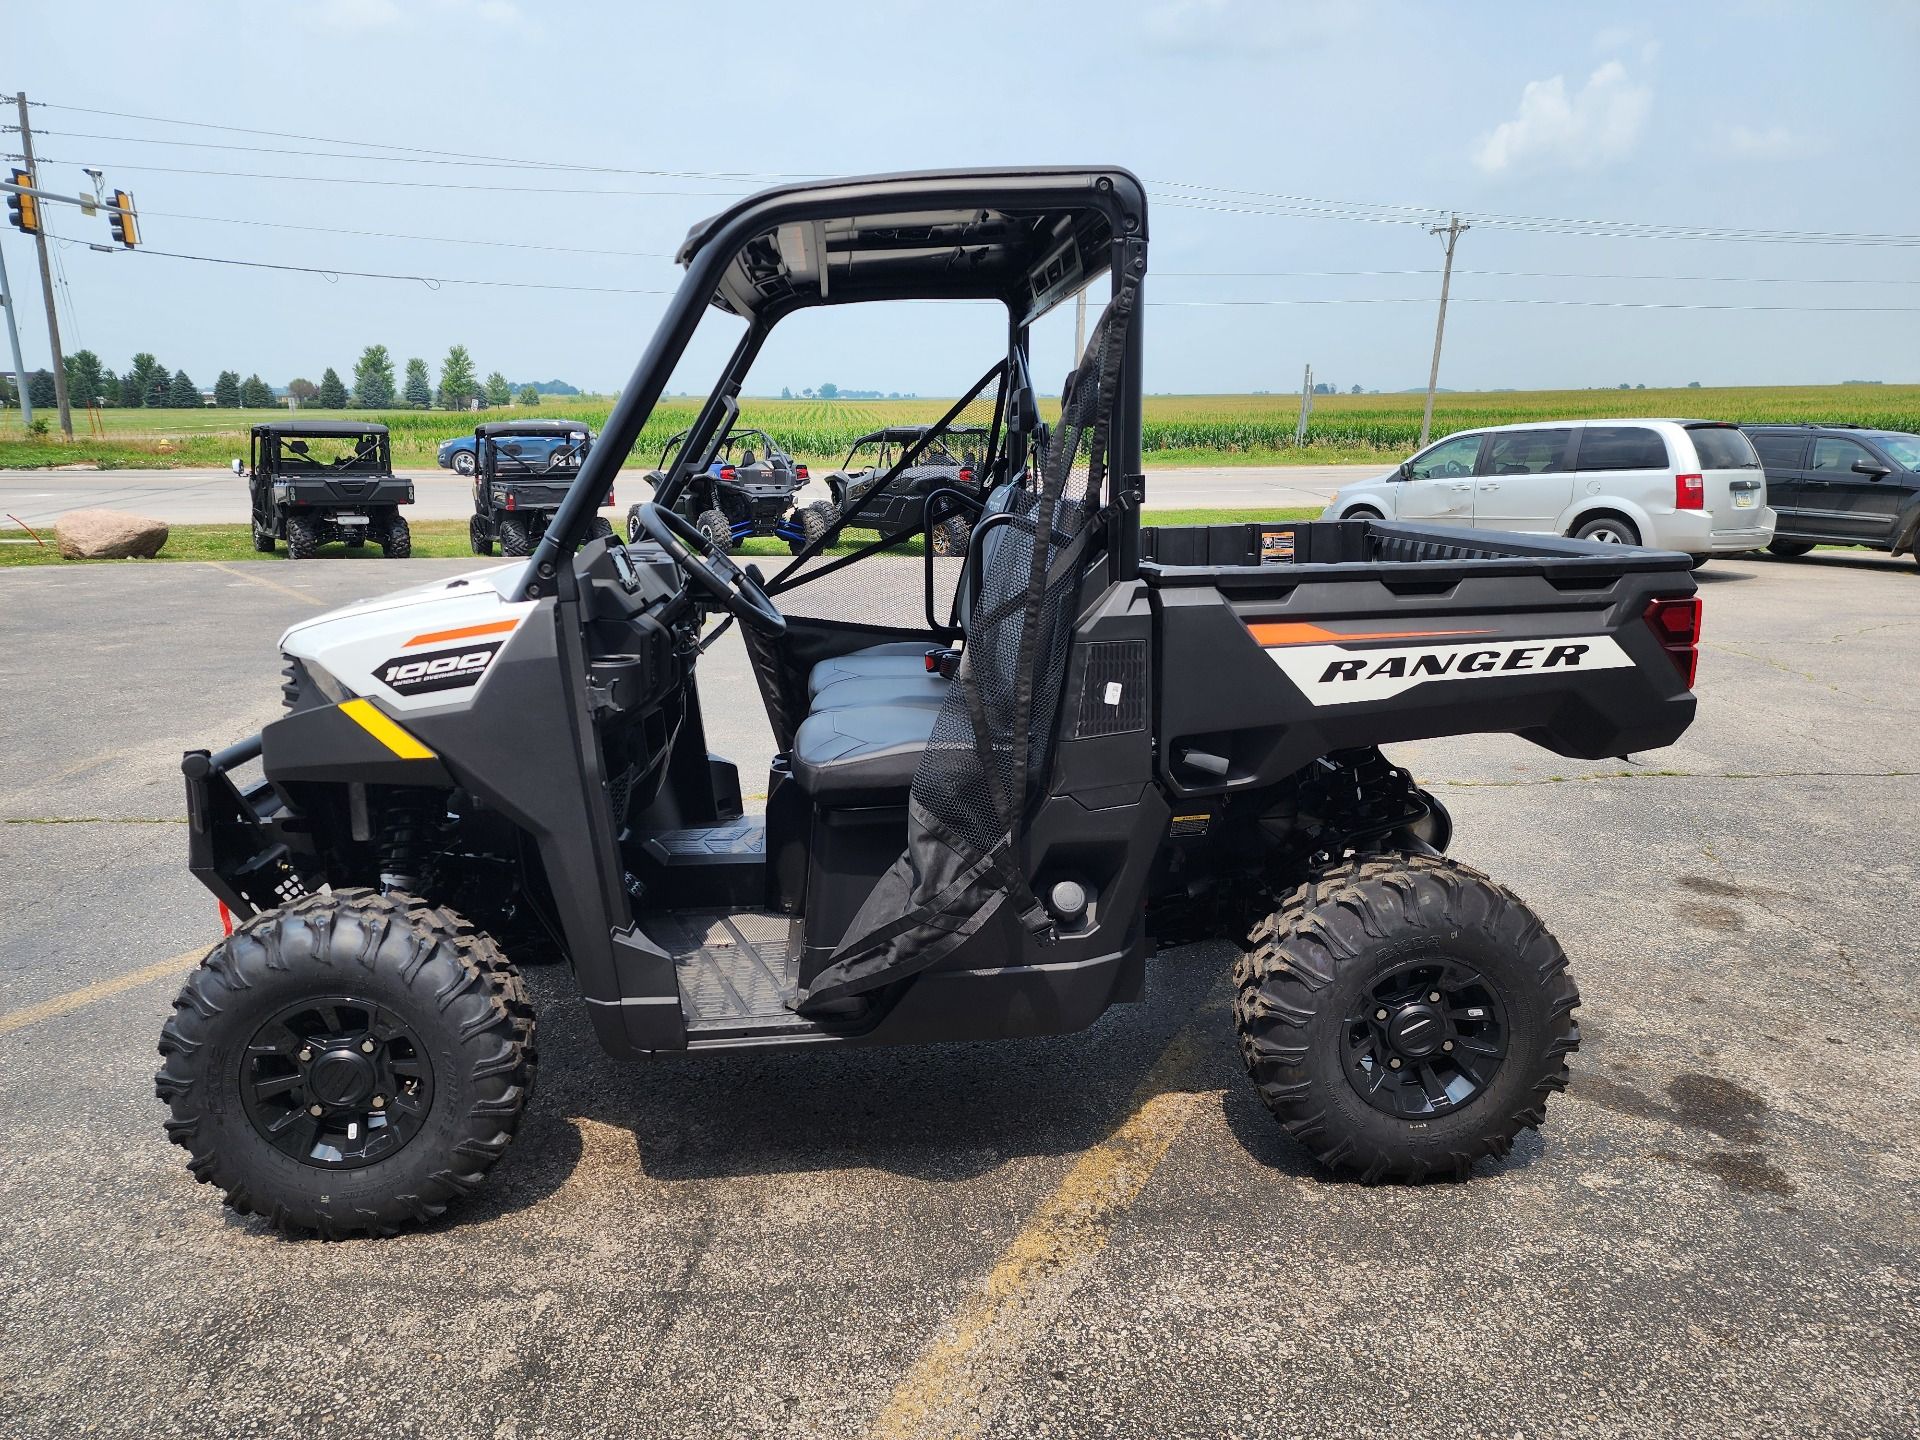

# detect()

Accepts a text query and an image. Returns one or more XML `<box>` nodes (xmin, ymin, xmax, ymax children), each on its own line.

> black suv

<box><xmin>1742</xmin><ymin>425</ymin><xmax>1920</xmax><ymax>566</ymax></box>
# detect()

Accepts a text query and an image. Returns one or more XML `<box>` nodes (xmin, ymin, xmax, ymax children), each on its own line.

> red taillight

<box><xmin>958</xmin><ymin>466</ymin><xmax>974</xmax><ymax>484</ymax></box>
<box><xmin>505</xmin><ymin>493</ymin><xmax>517</xmax><ymax>511</ymax></box>
<box><xmin>1644</xmin><ymin>596</ymin><xmax>1703</xmax><ymax>689</ymax></box>
<box><xmin>606</xmin><ymin>487</ymin><xmax>616</xmax><ymax>509</ymax></box>
<box><xmin>1675</xmin><ymin>472</ymin><xmax>1704</xmax><ymax>510</ymax></box>
<box><xmin>795</xmin><ymin>464</ymin><xmax>809</xmax><ymax>480</ymax></box>
<box><xmin>719</xmin><ymin>464</ymin><xmax>737</xmax><ymax>481</ymax></box>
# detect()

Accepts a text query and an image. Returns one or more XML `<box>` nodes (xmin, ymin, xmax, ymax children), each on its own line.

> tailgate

<box><xmin>1140</xmin><ymin>519</ymin><xmax>1699</xmax><ymax>796</ymax></box>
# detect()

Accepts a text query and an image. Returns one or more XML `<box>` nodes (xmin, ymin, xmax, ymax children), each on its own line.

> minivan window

<box><xmin>1576</xmin><ymin>426</ymin><xmax>1669</xmax><ymax>472</ymax></box>
<box><xmin>1406</xmin><ymin>432</ymin><xmax>1482</xmax><ymax>481</ymax></box>
<box><xmin>1686</xmin><ymin>425</ymin><xmax>1760</xmax><ymax>470</ymax></box>
<box><xmin>1485</xmin><ymin>428</ymin><xmax>1572</xmax><ymax>475</ymax></box>
<box><xmin>1751</xmin><ymin>433</ymin><xmax>1807</xmax><ymax>470</ymax></box>
<box><xmin>1811</xmin><ymin>437</ymin><xmax>1870</xmax><ymax>472</ymax></box>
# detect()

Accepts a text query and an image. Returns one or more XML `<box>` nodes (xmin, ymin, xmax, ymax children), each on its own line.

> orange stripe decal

<box><xmin>405</xmin><ymin>618</ymin><xmax>522</xmax><ymax>648</ymax></box>
<box><xmin>1247</xmin><ymin>621</ymin><xmax>1494</xmax><ymax>647</ymax></box>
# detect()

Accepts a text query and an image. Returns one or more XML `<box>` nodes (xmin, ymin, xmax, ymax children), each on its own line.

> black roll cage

<box><xmin>249</xmin><ymin>423</ymin><xmax>391</xmax><ymax>475</ymax></box>
<box><xmin>515</xmin><ymin>167</ymin><xmax>1148</xmax><ymax>603</ymax></box>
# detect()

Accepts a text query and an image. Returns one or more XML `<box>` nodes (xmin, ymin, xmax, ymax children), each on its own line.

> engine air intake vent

<box><xmin>1072</xmin><ymin>640</ymin><xmax>1148</xmax><ymax>738</ymax></box>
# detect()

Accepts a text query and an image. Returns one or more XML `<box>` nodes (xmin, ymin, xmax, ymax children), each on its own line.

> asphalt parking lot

<box><xmin>1</xmin><ymin>548</ymin><xmax>1916</xmax><ymax>1439</ymax></box>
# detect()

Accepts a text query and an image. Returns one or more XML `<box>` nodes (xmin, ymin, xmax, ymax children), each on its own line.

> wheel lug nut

<box><xmin>1374</xmin><ymin>1008</ymin><xmax>1388</xmax><ymax>1021</ymax></box>
<box><xmin>1442</xmin><ymin>1040</ymin><xmax>1454</xmax><ymax>1052</ymax></box>
<box><xmin>361</xmin><ymin>1040</ymin><xmax>375</xmax><ymax>1054</ymax></box>
<box><xmin>371</xmin><ymin>1096</ymin><xmax>385</xmax><ymax>1110</ymax></box>
<box><xmin>298</xmin><ymin>1047</ymin><xmax>313</xmax><ymax>1063</ymax></box>
<box><xmin>1429</xmin><ymin>992</ymin><xmax>1441</xmax><ymax>1003</ymax></box>
<box><xmin>1388</xmin><ymin>1057</ymin><xmax>1403</xmax><ymax>1070</ymax></box>
<box><xmin>308</xmin><ymin>1104</ymin><xmax>324</xmax><ymax>1117</ymax></box>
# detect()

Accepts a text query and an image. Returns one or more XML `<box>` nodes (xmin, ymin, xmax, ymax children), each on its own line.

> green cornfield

<box><xmin>3</xmin><ymin>384</ymin><xmax>1915</xmax><ymax>469</ymax></box>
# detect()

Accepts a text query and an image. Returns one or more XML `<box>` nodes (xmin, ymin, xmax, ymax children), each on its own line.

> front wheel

<box><xmin>1767</xmin><ymin>539</ymin><xmax>1814</xmax><ymax>559</ymax></box>
<box><xmin>697</xmin><ymin>507</ymin><xmax>733</xmax><ymax>554</ymax></box>
<box><xmin>469</xmin><ymin>514</ymin><xmax>494</xmax><ymax>556</ymax></box>
<box><xmin>154</xmin><ymin>890</ymin><xmax>535</xmax><ymax>1237</ymax></box>
<box><xmin>931</xmin><ymin>514</ymin><xmax>972</xmax><ymax>557</ymax></box>
<box><xmin>251</xmin><ymin>518</ymin><xmax>275</xmax><ymax>554</ymax></box>
<box><xmin>452</xmin><ymin>450</ymin><xmax>477</xmax><ymax>477</ymax></box>
<box><xmin>791</xmin><ymin>500</ymin><xmax>836</xmax><ymax>555</ymax></box>
<box><xmin>1342</xmin><ymin>506</ymin><xmax>1383</xmax><ymax>522</ymax></box>
<box><xmin>588</xmin><ymin>516</ymin><xmax>614</xmax><ymax>542</ymax></box>
<box><xmin>1234</xmin><ymin>853</ymin><xmax>1579</xmax><ymax>1182</ymax></box>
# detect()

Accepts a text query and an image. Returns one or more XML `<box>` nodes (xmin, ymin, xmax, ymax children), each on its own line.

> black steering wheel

<box><xmin>629</xmin><ymin>502</ymin><xmax>786</xmax><ymax>637</ymax></box>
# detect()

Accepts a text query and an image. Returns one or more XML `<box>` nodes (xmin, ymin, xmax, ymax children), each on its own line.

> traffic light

<box><xmin>108</xmin><ymin>190</ymin><xmax>139</xmax><ymax>249</ymax></box>
<box><xmin>6</xmin><ymin>169</ymin><xmax>38</xmax><ymax>235</ymax></box>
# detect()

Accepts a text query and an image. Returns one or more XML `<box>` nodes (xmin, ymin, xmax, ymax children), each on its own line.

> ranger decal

<box><xmin>1268</xmin><ymin>636</ymin><xmax>1633</xmax><ymax>704</ymax></box>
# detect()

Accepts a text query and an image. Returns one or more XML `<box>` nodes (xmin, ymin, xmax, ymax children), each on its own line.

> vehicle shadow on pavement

<box><xmin>484</xmin><ymin>952</ymin><xmax>1250</xmax><ymax>1192</ymax></box>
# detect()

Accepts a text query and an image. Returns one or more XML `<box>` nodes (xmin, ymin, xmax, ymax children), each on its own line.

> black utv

<box><xmin>633</xmin><ymin>424</ymin><xmax>817</xmax><ymax>554</ymax></box>
<box><xmin>819</xmin><ymin>424</ymin><xmax>990</xmax><ymax>554</ymax></box>
<box><xmin>240</xmin><ymin>421</ymin><xmax>414</xmax><ymax>558</ymax></box>
<box><xmin>468</xmin><ymin>419</ymin><xmax>610</xmax><ymax>557</ymax></box>
<box><xmin>162</xmin><ymin>168</ymin><xmax>1704</xmax><ymax>1236</ymax></box>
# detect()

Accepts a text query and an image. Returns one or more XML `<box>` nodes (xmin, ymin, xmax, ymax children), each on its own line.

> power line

<box><xmin>135</xmin><ymin>247</ymin><xmax>678</xmax><ymax>297</ymax></box>
<box><xmin>1159</xmin><ymin>266</ymin><xmax>1920</xmax><ymax>286</ymax></box>
<box><xmin>29</xmin><ymin>156</ymin><xmax>748</xmax><ymax>198</ymax></box>
<box><xmin>1148</xmin><ymin>296</ymin><xmax>1920</xmax><ymax>313</ymax></box>
<box><xmin>140</xmin><ymin>208</ymin><xmax>674</xmax><ymax>259</ymax></box>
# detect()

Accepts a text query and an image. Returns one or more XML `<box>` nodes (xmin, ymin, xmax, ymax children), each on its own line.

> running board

<box><xmin>651</xmin><ymin>909</ymin><xmax>816</xmax><ymax>1039</ymax></box>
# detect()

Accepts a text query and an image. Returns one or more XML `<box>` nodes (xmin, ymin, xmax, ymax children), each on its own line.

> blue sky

<box><xmin>6</xmin><ymin>0</ymin><xmax>1917</xmax><ymax>399</ymax></box>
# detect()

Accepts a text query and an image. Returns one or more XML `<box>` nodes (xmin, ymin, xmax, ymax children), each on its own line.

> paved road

<box><xmin>0</xmin><ymin>463</ymin><xmax>1365</xmax><ymax>528</ymax></box>
<box><xmin>1</xmin><ymin>550</ymin><xmax>1915</xmax><ymax>1438</ymax></box>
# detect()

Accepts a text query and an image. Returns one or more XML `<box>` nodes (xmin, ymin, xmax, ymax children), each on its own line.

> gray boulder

<box><xmin>54</xmin><ymin>509</ymin><xmax>170</xmax><ymax>560</ymax></box>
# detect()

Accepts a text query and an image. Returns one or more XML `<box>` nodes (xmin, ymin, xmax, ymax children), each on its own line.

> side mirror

<box><xmin>231</xmin><ymin>458</ymin><xmax>244</xmax><ymax>475</ymax></box>
<box><xmin>1396</xmin><ymin>461</ymin><xmax>1413</xmax><ymax>481</ymax></box>
<box><xmin>1853</xmin><ymin>458</ymin><xmax>1892</xmax><ymax>478</ymax></box>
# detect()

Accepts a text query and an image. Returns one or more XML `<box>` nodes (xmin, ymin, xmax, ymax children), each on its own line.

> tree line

<box><xmin>5</xmin><ymin>343</ymin><xmax>543</xmax><ymax>412</ymax></box>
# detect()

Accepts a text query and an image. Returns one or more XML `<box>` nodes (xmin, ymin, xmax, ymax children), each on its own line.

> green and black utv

<box><xmin>161</xmin><ymin>168</ymin><xmax>1703</xmax><ymax>1235</ymax></box>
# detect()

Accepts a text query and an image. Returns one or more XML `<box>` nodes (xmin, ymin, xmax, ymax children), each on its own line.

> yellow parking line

<box><xmin>0</xmin><ymin>946</ymin><xmax>209</xmax><ymax>1038</ymax></box>
<box><xmin>868</xmin><ymin>1003</ymin><xmax>1222</xmax><ymax>1440</ymax></box>
<box><xmin>203</xmin><ymin>561</ymin><xmax>323</xmax><ymax>607</ymax></box>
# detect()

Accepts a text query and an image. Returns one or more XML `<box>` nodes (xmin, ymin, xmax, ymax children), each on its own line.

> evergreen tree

<box><xmin>27</xmin><ymin>369</ymin><xmax>57</xmax><ymax>408</ymax></box>
<box><xmin>351</xmin><ymin>344</ymin><xmax>397</xmax><ymax>408</ymax></box>
<box><xmin>516</xmin><ymin>384</ymin><xmax>541</xmax><ymax>407</ymax></box>
<box><xmin>64</xmin><ymin>350</ymin><xmax>107</xmax><ymax>408</ymax></box>
<box><xmin>168</xmin><ymin>370</ymin><xmax>201</xmax><ymax>407</ymax></box>
<box><xmin>286</xmin><ymin>377</ymin><xmax>319</xmax><ymax>405</ymax></box>
<box><xmin>437</xmin><ymin>344</ymin><xmax>479</xmax><ymax>410</ymax></box>
<box><xmin>145</xmin><ymin>372</ymin><xmax>173</xmax><ymax>409</ymax></box>
<box><xmin>98</xmin><ymin>368</ymin><xmax>119</xmax><ymax>406</ymax></box>
<box><xmin>214</xmin><ymin>370</ymin><xmax>243</xmax><ymax>407</ymax></box>
<box><xmin>483</xmin><ymin>371</ymin><xmax>512</xmax><ymax>407</ymax></box>
<box><xmin>403</xmin><ymin>357</ymin><xmax>433</xmax><ymax>409</ymax></box>
<box><xmin>0</xmin><ymin>372</ymin><xmax>15</xmax><ymax>408</ymax></box>
<box><xmin>318</xmin><ymin>367</ymin><xmax>349</xmax><ymax>408</ymax></box>
<box><xmin>125</xmin><ymin>352</ymin><xmax>164</xmax><ymax>409</ymax></box>
<box><xmin>240</xmin><ymin>374</ymin><xmax>274</xmax><ymax>407</ymax></box>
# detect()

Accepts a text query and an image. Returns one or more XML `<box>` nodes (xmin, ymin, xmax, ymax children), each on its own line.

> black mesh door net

<box><xmin>799</xmin><ymin>280</ymin><xmax>1138</xmax><ymax>1010</ymax></box>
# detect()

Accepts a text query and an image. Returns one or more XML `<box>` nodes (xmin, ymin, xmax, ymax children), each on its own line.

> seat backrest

<box><xmin>955</xmin><ymin>480</ymin><xmax>1023</xmax><ymax>633</ymax></box>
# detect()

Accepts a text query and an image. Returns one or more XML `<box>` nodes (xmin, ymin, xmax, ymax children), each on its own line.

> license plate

<box><xmin>337</xmin><ymin>514</ymin><xmax>369</xmax><ymax>525</ymax></box>
<box><xmin>1734</xmin><ymin>492</ymin><xmax>1755</xmax><ymax>508</ymax></box>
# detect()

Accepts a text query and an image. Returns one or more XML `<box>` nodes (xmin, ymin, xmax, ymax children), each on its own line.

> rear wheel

<box><xmin>154</xmin><ymin>889</ymin><xmax>535</xmax><ymax>1237</ymax></box>
<box><xmin>697</xmin><ymin>507</ymin><xmax>733</xmax><ymax>554</ymax></box>
<box><xmin>1767</xmin><ymin>539</ymin><xmax>1815</xmax><ymax>559</ymax></box>
<box><xmin>498</xmin><ymin>515</ymin><xmax>533</xmax><ymax>557</ymax></box>
<box><xmin>1573</xmin><ymin>515</ymin><xmax>1640</xmax><ymax>546</ymax></box>
<box><xmin>469</xmin><ymin>514</ymin><xmax>494</xmax><ymax>556</ymax></box>
<box><xmin>380</xmin><ymin>514</ymin><xmax>412</xmax><ymax>559</ymax></box>
<box><xmin>791</xmin><ymin>500</ymin><xmax>836</xmax><ymax>554</ymax></box>
<box><xmin>626</xmin><ymin>506</ymin><xmax>646</xmax><ymax>545</ymax></box>
<box><xmin>285</xmin><ymin>514</ymin><xmax>322</xmax><ymax>560</ymax></box>
<box><xmin>931</xmin><ymin>514</ymin><xmax>972</xmax><ymax>557</ymax></box>
<box><xmin>1234</xmin><ymin>853</ymin><xmax>1579</xmax><ymax>1182</ymax></box>
<box><xmin>588</xmin><ymin>516</ymin><xmax>615</xmax><ymax>542</ymax></box>
<box><xmin>251</xmin><ymin>519</ymin><xmax>275</xmax><ymax>554</ymax></box>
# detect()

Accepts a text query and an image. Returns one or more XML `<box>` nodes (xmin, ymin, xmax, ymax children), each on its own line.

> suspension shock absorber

<box><xmin>374</xmin><ymin>789</ymin><xmax>446</xmax><ymax>895</ymax></box>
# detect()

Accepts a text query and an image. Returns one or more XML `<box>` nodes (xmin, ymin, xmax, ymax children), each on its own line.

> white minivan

<box><xmin>1323</xmin><ymin>419</ymin><xmax>1775</xmax><ymax>562</ymax></box>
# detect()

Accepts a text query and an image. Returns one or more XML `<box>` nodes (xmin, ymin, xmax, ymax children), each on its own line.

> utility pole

<box><xmin>13</xmin><ymin>92</ymin><xmax>72</xmax><ymax>439</ymax></box>
<box><xmin>1295</xmin><ymin>362</ymin><xmax>1313</xmax><ymax>444</ymax></box>
<box><xmin>0</xmin><ymin>238</ymin><xmax>30</xmax><ymax>427</ymax></box>
<box><xmin>1073</xmin><ymin>285</ymin><xmax>1087</xmax><ymax>361</ymax></box>
<box><xmin>1418</xmin><ymin>213</ymin><xmax>1468</xmax><ymax>451</ymax></box>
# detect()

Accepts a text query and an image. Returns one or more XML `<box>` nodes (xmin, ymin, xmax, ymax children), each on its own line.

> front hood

<box><xmin>279</xmin><ymin>562</ymin><xmax>529</xmax><ymax>651</ymax></box>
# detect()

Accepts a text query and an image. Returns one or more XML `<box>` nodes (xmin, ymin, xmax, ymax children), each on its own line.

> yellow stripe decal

<box><xmin>339</xmin><ymin>698</ymin><xmax>437</xmax><ymax>760</ymax></box>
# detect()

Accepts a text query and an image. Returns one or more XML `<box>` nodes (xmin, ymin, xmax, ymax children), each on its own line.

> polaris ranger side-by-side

<box><xmin>160</xmin><ymin>169</ymin><xmax>1703</xmax><ymax>1236</ymax></box>
<box><xmin>467</xmin><ymin>419</ymin><xmax>607</xmax><ymax>557</ymax></box>
<box><xmin>241</xmin><ymin>421</ymin><xmax>415</xmax><ymax>559</ymax></box>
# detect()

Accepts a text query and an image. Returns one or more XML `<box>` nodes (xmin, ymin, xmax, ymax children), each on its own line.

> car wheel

<box><xmin>453</xmin><ymin>450</ymin><xmax>477</xmax><ymax>477</ymax></box>
<box><xmin>1766</xmin><ymin>539</ymin><xmax>1815</xmax><ymax>559</ymax></box>
<box><xmin>1573</xmin><ymin>515</ymin><xmax>1640</xmax><ymax>546</ymax></box>
<box><xmin>1343</xmin><ymin>506</ymin><xmax>1383</xmax><ymax>522</ymax></box>
<box><xmin>498</xmin><ymin>516</ymin><xmax>533</xmax><ymax>557</ymax></box>
<box><xmin>1688</xmin><ymin>555</ymin><xmax>1710</xmax><ymax>570</ymax></box>
<box><xmin>284</xmin><ymin>514</ymin><xmax>321</xmax><ymax>560</ymax></box>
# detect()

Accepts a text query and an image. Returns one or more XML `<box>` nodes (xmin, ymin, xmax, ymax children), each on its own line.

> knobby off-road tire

<box><xmin>791</xmin><ymin>501</ymin><xmax>836</xmax><ymax>555</ymax></box>
<box><xmin>155</xmin><ymin>889</ymin><xmax>536</xmax><ymax>1237</ymax></box>
<box><xmin>497</xmin><ymin>515</ymin><xmax>533</xmax><ymax>557</ymax></box>
<box><xmin>588</xmin><ymin>516</ymin><xmax>615</xmax><ymax>542</ymax></box>
<box><xmin>1234</xmin><ymin>852</ymin><xmax>1579</xmax><ymax>1182</ymax></box>
<box><xmin>469</xmin><ymin>514</ymin><xmax>494</xmax><ymax>556</ymax></box>
<box><xmin>697</xmin><ymin>507</ymin><xmax>733</xmax><ymax>554</ymax></box>
<box><xmin>380</xmin><ymin>515</ymin><xmax>412</xmax><ymax>558</ymax></box>
<box><xmin>251</xmin><ymin>519</ymin><xmax>276</xmax><ymax>553</ymax></box>
<box><xmin>931</xmin><ymin>514</ymin><xmax>972</xmax><ymax>557</ymax></box>
<box><xmin>285</xmin><ymin>514</ymin><xmax>322</xmax><ymax>560</ymax></box>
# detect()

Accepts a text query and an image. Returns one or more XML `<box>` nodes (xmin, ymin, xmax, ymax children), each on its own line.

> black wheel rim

<box><xmin>1343</xmin><ymin>956</ymin><xmax>1508</xmax><ymax>1118</ymax></box>
<box><xmin>240</xmin><ymin>995</ymin><xmax>435</xmax><ymax>1169</ymax></box>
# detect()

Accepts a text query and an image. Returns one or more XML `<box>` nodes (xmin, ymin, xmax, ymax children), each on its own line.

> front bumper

<box><xmin>182</xmin><ymin>736</ymin><xmax>309</xmax><ymax>917</ymax></box>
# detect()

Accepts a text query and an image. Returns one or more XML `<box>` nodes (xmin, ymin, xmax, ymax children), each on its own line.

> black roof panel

<box><xmin>251</xmin><ymin>420</ymin><xmax>389</xmax><ymax>437</ymax></box>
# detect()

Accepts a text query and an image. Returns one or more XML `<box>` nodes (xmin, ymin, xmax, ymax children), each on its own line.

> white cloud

<box><xmin>1473</xmin><ymin>61</ymin><xmax>1652</xmax><ymax>176</ymax></box>
<box><xmin>1710</xmin><ymin>123</ymin><xmax>1811</xmax><ymax>160</ymax></box>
